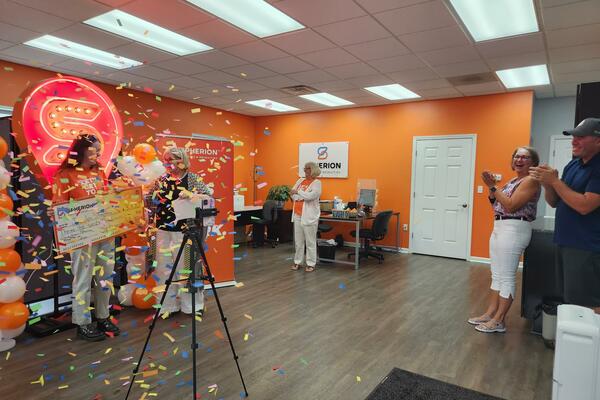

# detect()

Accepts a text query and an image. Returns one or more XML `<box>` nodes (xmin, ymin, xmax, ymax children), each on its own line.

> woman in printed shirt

<box><xmin>52</xmin><ymin>134</ymin><xmax>120</xmax><ymax>341</ymax></box>
<box><xmin>290</xmin><ymin>162</ymin><xmax>322</xmax><ymax>272</ymax></box>
<box><xmin>469</xmin><ymin>147</ymin><xmax>541</xmax><ymax>333</ymax></box>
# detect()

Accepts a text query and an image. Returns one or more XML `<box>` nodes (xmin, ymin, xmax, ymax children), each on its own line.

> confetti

<box><xmin>191</xmin><ymin>108</ymin><xmax>201</xmax><ymax>114</ymax></box>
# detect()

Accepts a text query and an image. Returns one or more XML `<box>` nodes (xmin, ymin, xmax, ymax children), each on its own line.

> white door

<box><xmin>410</xmin><ymin>136</ymin><xmax>475</xmax><ymax>259</ymax></box>
<box><xmin>546</xmin><ymin>136</ymin><xmax>573</xmax><ymax>217</ymax></box>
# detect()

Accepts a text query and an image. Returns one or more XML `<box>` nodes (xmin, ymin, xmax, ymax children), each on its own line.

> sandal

<box><xmin>467</xmin><ymin>314</ymin><xmax>492</xmax><ymax>325</ymax></box>
<box><xmin>305</xmin><ymin>266</ymin><xmax>315</xmax><ymax>272</ymax></box>
<box><xmin>291</xmin><ymin>265</ymin><xmax>300</xmax><ymax>270</ymax></box>
<box><xmin>475</xmin><ymin>320</ymin><xmax>506</xmax><ymax>333</ymax></box>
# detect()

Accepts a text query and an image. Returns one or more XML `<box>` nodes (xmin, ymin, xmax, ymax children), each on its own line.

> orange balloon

<box><xmin>0</xmin><ymin>193</ymin><xmax>13</xmax><ymax>218</ymax></box>
<box><xmin>132</xmin><ymin>144</ymin><xmax>156</xmax><ymax>164</ymax></box>
<box><xmin>0</xmin><ymin>301</ymin><xmax>29</xmax><ymax>329</ymax></box>
<box><xmin>0</xmin><ymin>137</ymin><xmax>7</xmax><ymax>159</ymax></box>
<box><xmin>132</xmin><ymin>288</ymin><xmax>156</xmax><ymax>310</ymax></box>
<box><xmin>135</xmin><ymin>275</ymin><xmax>156</xmax><ymax>288</ymax></box>
<box><xmin>0</xmin><ymin>248</ymin><xmax>21</xmax><ymax>273</ymax></box>
<box><xmin>122</xmin><ymin>232</ymin><xmax>148</xmax><ymax>256</ymax></box>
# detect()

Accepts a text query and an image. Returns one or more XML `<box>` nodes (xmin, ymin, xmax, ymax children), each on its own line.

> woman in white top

<box><xmin>290</xmin><ymin>162</ymin><xmax>322</xmax><ymax>272</ymax></box>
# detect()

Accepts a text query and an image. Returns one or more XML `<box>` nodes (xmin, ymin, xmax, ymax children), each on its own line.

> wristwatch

<box><xmin>490</xmin><ymin>186</ymin><xmax>497</xmax><ymax>193</ymax></box>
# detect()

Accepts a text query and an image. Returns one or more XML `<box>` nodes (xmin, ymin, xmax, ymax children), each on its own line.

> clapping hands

<box><xmin>481</xmin><ymin>171</ymin><xmax>497</xmax><ymax>188</ymax></box>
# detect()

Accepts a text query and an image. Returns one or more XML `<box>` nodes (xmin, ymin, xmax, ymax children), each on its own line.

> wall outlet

<box><xmin>402</xmin><ymin>224</ymin><xmax>408</xmax><ymax>231</ymax></box>
<box><xmin>477</xmin><ymin>185</ymin><xmax>483</xmax><ymax>194</ymax></box>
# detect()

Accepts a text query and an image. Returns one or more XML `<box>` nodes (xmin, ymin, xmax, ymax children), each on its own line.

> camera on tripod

<box><xmin>193</xmin><ymin>196</ymin><xmax>218</xmax><ymax>227</ymax></box>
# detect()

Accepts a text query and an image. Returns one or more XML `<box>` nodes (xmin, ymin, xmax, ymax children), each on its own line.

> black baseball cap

<box><xmin>563</xmin><ymin>117</ymin><xmax>600</xmax><ymax>137</ymax></box>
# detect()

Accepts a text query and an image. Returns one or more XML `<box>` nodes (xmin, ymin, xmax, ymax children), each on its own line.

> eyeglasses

<box><xmin>513</xmin><ymin>155</ymin><xmax>531</xmax><ymax>160</ymax></box>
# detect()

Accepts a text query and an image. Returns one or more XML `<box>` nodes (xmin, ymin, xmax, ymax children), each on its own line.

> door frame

<box><xmin>546</xmin><ymin>134</ymin><xmax>572</xmax><ymax>217</ymax></box>
<box><xmin>408</xmin><ymin>134</ymin><xmax>477</xmax><ymax>260</ymax></box>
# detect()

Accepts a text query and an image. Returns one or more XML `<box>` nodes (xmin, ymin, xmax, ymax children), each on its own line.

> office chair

<box><xmin>317</xmin><ymin>223</ymin><xmax>333</xmax><ymax>238</ymax></box>
<box><xmin>251</xmin><ymin>200</ymin><xmax>279</xmax><ymax>248</ymax></box>
<box><xmin>348</xmin><ymin>210</ymin><xmax>393</xmax><ymax>263</ymax></box>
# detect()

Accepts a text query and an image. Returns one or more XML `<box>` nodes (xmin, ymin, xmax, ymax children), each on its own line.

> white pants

<box><xmin>293</xmin><ymin>216</ymin><xmax>318</xmax><ymax>267</ymax></box>
<box><xmin>155</xmin><ymin>229</ymin><xmax>204</xmax><ymax>314</ymax></box>
<box><xmin>70</xmin><ymin>239</ymin><xmax>115</xmax><ymax>326</ymax></box>
<box><xmin>489</xmin><ymin>219</ymin><xmax>532</xmax><ymax>299</ymax></box>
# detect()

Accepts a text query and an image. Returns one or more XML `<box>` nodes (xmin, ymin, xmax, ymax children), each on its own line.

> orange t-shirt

<box><xmin>293</xmin><ymin>179</ymin><xmax>313</xmax><ymax>216</ymax></box>
<box><xmin>52</xmin><ymin>168</ymin><xmax>106</xmax><ymax>203</ymax></box>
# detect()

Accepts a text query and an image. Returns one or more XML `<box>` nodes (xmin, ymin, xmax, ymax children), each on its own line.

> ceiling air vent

<box><xmin>280</xmin><ymin>85</ymin><xmax>320</xmax><ymax>96</ymax></box>
<box><xmin>447</xmin><ymin>72</ymin><xmax>498</xmax><ymax>86</ymax></box>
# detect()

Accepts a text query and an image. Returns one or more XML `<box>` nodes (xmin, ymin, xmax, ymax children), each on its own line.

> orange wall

<box><xmin>0</xmin><ymin>60</ymin><xmax>256</xmax><ymax>201</ymax></box>
<box><xmin>253</xmin><ymin>91</ymin><xmax>534</xmax><ymax>258</ymax></box>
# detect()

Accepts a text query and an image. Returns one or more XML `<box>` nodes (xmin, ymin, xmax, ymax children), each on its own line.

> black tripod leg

<box><xmin>124</xmin><ymin>232</ymin><xmax>189</xmax><ymax>400</ymax></box>
<box><xmin>190</xmin><ymin>234</ymin><xmax>249</xmax><ymax>397</ymax></box>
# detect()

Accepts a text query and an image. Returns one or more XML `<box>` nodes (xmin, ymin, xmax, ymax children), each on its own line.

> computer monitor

<box><xmin>358</xmin><ymin>189</ymin><xmax>376</xmax><ymax>207</ymax></box>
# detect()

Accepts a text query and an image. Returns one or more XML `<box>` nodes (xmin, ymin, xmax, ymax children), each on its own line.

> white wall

<box><xmin>530</xmin><ymin>96</ymin><xmax>576</xmax><ymax>216</ymax></box>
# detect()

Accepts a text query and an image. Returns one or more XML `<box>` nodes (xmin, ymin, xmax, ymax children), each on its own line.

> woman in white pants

<box><xmin>147</xmin><ymin>147</ymin><xmax>212</xmax><ymax>317</ymax></box>
<box><xmin>469</xmin><ymin>147</ymin><xmax>541</xmax><ymax>333</ymax></box>
<box><xmin>290</xmin><ymin>162</ymin><xmax>322</xmax><ymax>272</ymax></box>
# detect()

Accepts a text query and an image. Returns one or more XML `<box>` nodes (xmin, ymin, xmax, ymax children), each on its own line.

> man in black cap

<box><xmin>530</xmin><ymin>117</ymin><xmax>600</xmax><ymax>313</ymax></box>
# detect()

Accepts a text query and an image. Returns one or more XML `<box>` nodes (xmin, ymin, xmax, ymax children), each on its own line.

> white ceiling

<box><xmin>0</xmin><ymin>0</ymin><xmax>599</xmax><ymax>116</ymax></box>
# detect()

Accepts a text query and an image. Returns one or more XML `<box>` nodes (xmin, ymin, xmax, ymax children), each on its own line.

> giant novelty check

<box><xmin>52</xmin><ymin>187</ymin><xmax>144</xmax><ymax>253</ymax></box>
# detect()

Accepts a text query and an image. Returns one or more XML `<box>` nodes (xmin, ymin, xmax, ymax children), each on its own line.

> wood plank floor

<box><xmin>0</xmin><ymin>244</ymin><xmax>554</xmax><ymax>400</ymax></box>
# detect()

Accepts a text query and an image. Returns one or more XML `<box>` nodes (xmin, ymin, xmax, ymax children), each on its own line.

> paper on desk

<box><xmin>172</xmin><ymin>197</ymin><xmax>204</xmax><ymax>222</ymax></box>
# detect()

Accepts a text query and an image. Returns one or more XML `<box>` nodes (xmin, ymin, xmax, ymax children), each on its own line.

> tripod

<box><xmin>125</xmin><ymin>208</ymin><xmax>249</xmax><ymax>399</ymax></box>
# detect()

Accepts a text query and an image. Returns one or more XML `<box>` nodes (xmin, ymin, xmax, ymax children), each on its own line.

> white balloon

<box><xmin>117</xmin><ymin>156</ymin><xmax>138</xmax><ymax>177</ymax></box>
<box><xmin>117</xmin><ymin>283</ymin><xmax>135</xmax><ymax>306</ymax></box>
<box><xmin>0</xmin><ymin>323</ymin><xmax>26</xmax><ymax>340</ymax></box>
<box><xmin>0</xmin><ymin>220</ymin><xmax>19</xmax><ymax>248</ymax></box>
<box><xmin>0</xmin><ymin>165</ymin><xmax>10</xmax><ymax>189</ymax></box>
<box><xmin>0</xmin><ymin>276</ymin><xmax>26</xmax><ymax>303</ymax></box>
<box><xmin>125</xmin><ymin>253</ymin><xmax>146</xmax><ymax>277</ymax></box>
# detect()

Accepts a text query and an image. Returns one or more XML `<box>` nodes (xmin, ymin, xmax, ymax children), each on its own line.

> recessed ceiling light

<box><xmin>185</xmin><ymin>0</ymin><xmax>304</xmax><ymax>38</ymax></box>
<box><xmin>299</xmin><ymin>93</ymin><xmax>354</xmax><ymax>107</ymax></box>
<box><xmin>24</xmin><ymin>35</ymin><xmax>142</xmax><ymax>69</ymax></box>
<box><xmin>84</xmin><ymin>10</ymin><xmax>212</xmax><ymax>56</ymax></box>
<box><xmin>449</xmin><ymin>0</ymin><xmax>539</xmax><ymax>42</ymax></box>
<box><xmin>364</xmin><ymin>84</ymin><xmax>420</xmax><ymax>101</ymax></box>
<box><xmin>245</xmin><ymin>99</ymin><xmax>299</xmax><ymax>112</ymax></box>
<box><xmin>496</xmin><ymin>64</ymin><xmax>550</xmax><ymax>89</ymax></box>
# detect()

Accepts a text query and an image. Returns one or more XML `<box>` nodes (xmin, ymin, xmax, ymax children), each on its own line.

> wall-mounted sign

<box><xmin>299</xmin><ymin>141</ymin><xmax>349</xmax><ymax>178</ymax></box>
<box><xmin>12</xmin><ymin>76</ymin><xmax>123</xmax><ymax>184</ymax></box>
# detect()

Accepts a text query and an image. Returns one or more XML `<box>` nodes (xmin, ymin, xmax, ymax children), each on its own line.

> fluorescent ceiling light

<box><xmin>185</xmin><ymin>0</ymin><xmax>304</xmax><ymax>38</ymax></box>
<box><xmin>24</xmin><ymin>35</ymin><xmax>142</xmax><ymax>69</ymax></box>
<box><xmin>449</xmin><ymin>0</ymin><xmax>539</xmax><ymax>42</ymax></box>
<box><xmin>84</xmin><ymin>10</ymin><xmax>212</xmax><ymax>56</ymax></box>
<box><xmin>245</xmin><ymin>99</ymin><xmax>299</xmax><ymax>112</ymax></box>
<box><xmin>496</xmin><ymin>64</ymin><xmax>550</xmax><ymax>88</ymax></box>
<box><xmin>364</xmin><ymin>84</ymin><xmax>420</xmax><ymax>101</ymax></box>
<box><xmin>0</xmin><ymin>106</ymin><xmax>12</xmax><ymax>118</ymax></box>
<box><xmin>299</xmin><ymin>93</ymin><xmax>354</xmax><ymax>107</ymax></box>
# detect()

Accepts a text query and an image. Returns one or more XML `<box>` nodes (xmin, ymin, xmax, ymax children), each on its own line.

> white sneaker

<box><xmin>475</xmin><ymin>320</ymin><xmax>506</xmax><ymax>333</ymax></box>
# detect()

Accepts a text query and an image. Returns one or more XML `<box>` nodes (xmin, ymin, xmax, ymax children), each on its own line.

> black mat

<box><xmin>366</xmin><ymin>368</ymin><xmax>504</xmax><ymax>400</ymax></box>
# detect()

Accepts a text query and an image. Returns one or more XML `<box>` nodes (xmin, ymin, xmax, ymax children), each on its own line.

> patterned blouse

<box><xmin>493</xmin><ymin>177</ymin><xmax>540</xmax><ymax>221</ymax></box>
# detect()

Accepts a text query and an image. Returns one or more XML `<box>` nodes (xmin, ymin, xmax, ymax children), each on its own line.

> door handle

<box><xmin>461</xmin><ymin>204</ymin><xmax>468</xmax><ymax>208</ymax></box>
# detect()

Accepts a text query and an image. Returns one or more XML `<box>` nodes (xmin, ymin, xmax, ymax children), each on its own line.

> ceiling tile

<box><xmin>553</xmin><ymin>83</ymin><xmax>577</xmax><ymax>97</ymax></box>
<box><xmin>387</xmin><ymin>67</ymin><xmax>440</xmax><ymax>82</ymax></box>
<box><xmin>355</xmin><ymin>0</ymin><xmax>431</xmax><ymax>13</ymax></box>
<box><xmin>223</xmin><ymin>64</ymin><xmax>278</xmax><ymax>79</ymax></box>
<box><xmin>121</xmin><ymin>0</ymin><xmax>214</xmax><ymax>30</ymax></box>
<box><xmin>198</xmin><ymin>96</ymin><xmax>233</xmax><ymax>106</ymax></box>
<box><xmin>53</xmin><ymin>59</ymin><xmax>117</xmax><ymax>76</ymax></box>
<box><xmin>12</xmin><ymin>0</ymin><xmax>110</xmax><ymax>21</ymax></box>
<box><xmin>344</xmin><ymin>74</ymin><xmax>395</xmax><ymax>87</ymax></box>
<box><xmin>128</xmin><ymin>65</ymin><xmax>181</xmax><ymax>80</ymax></box>
<box><xmin>93</xmin><ymin>0</ymin><xmax>135</xmax><ymax>6</ymax></box>
<box><xmin>325</xmin><ymin>62</ymin><xmax>379</xmax><ymax>79</ymax></box>
<box><xmin>0</xmin><ymin>22</ymin><xmax>40</xmax><ymax>43</ymax></box>
<box><xmin>192</xmin><ymin>69</ymin><xmax>240</xmax><ymax>84</ymax></box>
<box><xmin>252</xmin><ymin>75</ymin><xmax>301</xmax><ymax>89</ymax></box>
<box><xmin>54</xmin><ymin>24</ymin><xmax>131</xmax><ymax>50</ymax></box>
<box><xmin>109</xmin><ymin>43</ymin><xmax>174</xmax><ymax>63</ymax></box>
<box><xmin>545</xmin><ymin>23</ymin><xmax>600</xmax><ymax>49</ymax></box>
<box><xmin>456</xmin><ymin>81</ymin><xmax>505</xmax><ymax>95</ymax></box>
<box><xmin>327</xmin><ymin>88</ymin><xmax>369</xmax><ymax>99</ymax></box>
<box><xmin>400</xmin><ymin>25</ymin><xmax>470</xmax><ymax>53</ymax></box>
<box><xmin>344</xmin><ymin>37</ymin><xmax>410</xmax><ymax>61</ymax></box>
<box><xmin>541</xmin><ymin>0</ymin><xmax>583</xmax><ymax>7</ymax></box>
<box><xmin>368</xmin><ymin>54</ymin><xmax>425</xmax><ymax>73</ymax></box>
<box><xmin>314</xmin><ymin>16</ymin><xmax>390</xmax><ymax>46</ymax></box>
<box><xmin>549</xmin><ymin>43</ymin><xmax>600</xmax><ymax>63</ymax></box>
<box><xmin>258</xmin><ymin>56</ymin><xmax>314</xmax><ymax>74</ymax></box>
<box><xmin>0</xmin><ymin>1</ymin><xmax>72</xmax><ymax>32</ymax></box>
<box><xmin>542</xmin><ymin>0</ymin><xmax>600</xmax><ymax>30</ymax></box>
<box><xmin>153</xmin><ymin>58</ymin><xmax>212</xmax><ymax>75</ymax></box>
<box><xmin>476</xmin><ymin>33</ymin><xmax>545</xmax><ymax>59</ymax></box>
<box><xmin>313</xmin><ymin>80</ymin><xmax>355</xmax><ymax>91</ymax></box>
<box><xmin>552</xmin><ymin>58</ymin><xmax>600</xmax><ymax>74</ymax></box>
<box><xmin>0</xmin><ymin>44</ymin><xmax>70</xmax><ymax>65</ymax></box>
<box><xmin>298</xmin><ymin>48</ymin><xmax>359</xmax><ymax>68</ymax></box>
<box><xmin>487</xmin><ymin>51</ymin><xmax>547</xmax><ymax>71</ymax></box>
<box><xmin>226</xmin><ymin>80</ymin><xmax>267</xmax><ymax>92</ymax></box>
<box><xmin>266</xmin><ymin>30</ymin><xmax>336</xmax><ymax>55</ymax></box>
<box><xmin>170</xmin><ymin>88</ymin><xmax>212</xmax><ymax>101</ymax></box>
<box><xmin>274</xmin><ymin>0</ymin><xmax>366</xmax><ymax>27</ymax></box>
<box><xmin>374</xmin><ymin>0</ymin><xmax>456</xmax><ymax>36</ymax></box>
<box><xmin>287</xmin><ymin>69</ymin><xmax>337</xmax><ymax>84</ymax></box>
<box><xmin>135</xmin><ymin>79</ymin><xmax>186</xmax><ymax>93</ymax></box>
<box><xmin>432</xmin><ymin>60</ymin><xmax>490</xmax><ymax>77</ymax></box>
<box><xmin>167</xmin><ymin>75</ymin><xmax>211</xmax><ymax>89</ymax></box>
<box><xmin>0</xmin><ymin>40</ymin><xmax>13</xmax><ymax>50</ymax></box>
<box><xmin>403</xmin><ymin>78</ymin><xmax>451</xmax><ymax>90</ymax></box>
<box><xmin>553</xmin><ymin>70</ymin><xmax>600</xmax><ymax>84</ymax></box>
<box><xmin>180</xmin><ymin>19</ymin><xmax>255</xmax><ymax>49</ymax></box>
<box><xmin>418</xmin><ymin>86</ymin><xmax>462</xmax><ymax>98</ymax></box>
<box><xmin>418</xmin><ymin>45</ymin><xmax>481</xmax><ymax>66</ymax></box>
<box><xmin>224</xmin><ymin>41</ymin><xmax>288</xmax><ymax>63</ymax></box>
<box><xmin>187</xmin><ymin>50</ymin><xmax>247</xmax><ymax>69</ymax></box>
<box><xmin>103</xmin><ymin>70</ymin><xmax>147</xmax><ymax>84</ymax></box>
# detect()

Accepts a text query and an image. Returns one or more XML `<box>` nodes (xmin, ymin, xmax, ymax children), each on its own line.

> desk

<box><xmin>234</xmin><ymin>206</ymin><xmax>294</xmax><ymax>244</ymax></box>
<box><xmin>234</xmin><ymin>206</ymin><xmax>262</xmax><ymax>226</ymax></box>
<box><xmin>318</xmin><ymin>211</ymin><xmax>400</xmax><ymax>270</ymax></box>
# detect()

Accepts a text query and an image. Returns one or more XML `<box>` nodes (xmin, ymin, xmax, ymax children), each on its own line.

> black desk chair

<box><xmin>317</xmin><ymin>223</ymin><xmax>333</xmax><ymax>238</ymax></box>
<box><xmin>251</xmin><ymin>200</ymin><xmax>279</xmax><ymax>247</ymax></box>
<box><xmin>348</xmin><ymin>211</ymin><xmax>393</xmax><ymax>263</ymax></box>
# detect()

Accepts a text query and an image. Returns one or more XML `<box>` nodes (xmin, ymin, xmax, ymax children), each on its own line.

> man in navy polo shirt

<box><xmin>531</xmin><ymin>117</ymin><xmax>600</xmax><ymax>313</ymax></box>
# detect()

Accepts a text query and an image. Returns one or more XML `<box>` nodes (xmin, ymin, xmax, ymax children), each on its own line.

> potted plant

<box><xmin>266</xmin><ymin>185</ymin><xmax>291</xmax><ymax>208</ymax></box>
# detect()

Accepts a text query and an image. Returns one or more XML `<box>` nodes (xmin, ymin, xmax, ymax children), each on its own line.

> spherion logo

<box><xmin>317</xmin><ymin>145</ymin><xmax>328</xmax><ymax>160</ymax></box>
